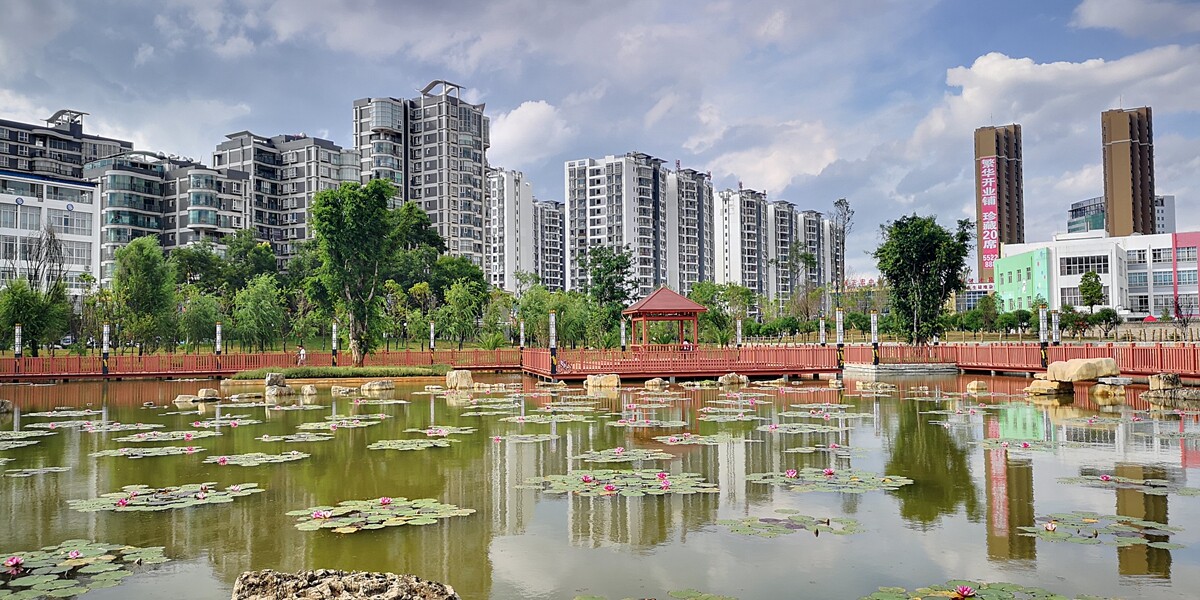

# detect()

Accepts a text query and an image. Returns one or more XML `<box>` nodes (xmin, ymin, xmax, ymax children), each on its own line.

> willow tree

<box><xmin>311</xmin><ymin>180</ymin><xmax>400</xmax><ymax>366</ymax></box>
<box><xmin>873</xmin><ymin>214</ymin><xmax>972</xmax><ymax>344</ymax></box>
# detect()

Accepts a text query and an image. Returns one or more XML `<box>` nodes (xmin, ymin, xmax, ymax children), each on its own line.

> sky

<box><xmin>2</xmin><ymin>0</ymin><xmax>1199</xmax><ymax>280</ymax></box>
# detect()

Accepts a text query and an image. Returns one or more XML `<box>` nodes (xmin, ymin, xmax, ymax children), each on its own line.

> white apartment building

<box><xmin>0</xmin><ymin>169</ymin><xmax>99</xmax><ymax>295</ymax></box>
<box><xmin>532</xmin><ymin>200</ymin><xmax>565</xmax><ymax>291</ymax></box>
<box><xmin>666</xmin><ymin>167</ymin><xmax>714</xmax><ymax>296</ymax></box>
<box><xmin>1002</xmin><ymin>229</ymin><xmax>1200</xmax><ymax>317</ymax></box>
<box><xmin>213</xmin><ymin>132</ymin><xmax>357</xmax><ymax>267</ymax></box>
<box><xmin>714</xmin><ymin>187</ymin><xmax>767</xmax><ymax>296</ymax></box>
<box><xmin>353</xmin><ymin>81</ymin><xmax>490</xmax><ymax>266</ymax></box>
<box><xmin>485</xmin><ymin>168</ymin><xmax>535</xmax><ymax>292</ymax></box>
<box><xmin>564</xmin><ymin>152</ymin><xmax>669</xmax><ymax>297</ymax></box>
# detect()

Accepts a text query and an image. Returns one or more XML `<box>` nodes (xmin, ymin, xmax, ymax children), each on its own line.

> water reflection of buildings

<box><xmin>983</xmin><ymin>409</ymin><xmax>1039</xmax><ymax>561</ymax></box>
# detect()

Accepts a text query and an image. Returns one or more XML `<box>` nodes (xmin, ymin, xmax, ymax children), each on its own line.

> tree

<box><xmin>1173</xmin><ymin>295</ymin><xmax>1196</xmax><ymax>332</ymax></box>
<box><xmin>311</xmin><ymin>180</ymin><xmax>401</xmax><ymax>366</ymax></box>
<box><xmin>233</xmin><ymin>274</ymin><xmax>285</xmax><ymax>353</ymax></box>
<box><xmin>831</xmin><ymin>198</ymin><xmax>854</xmax><ymax>308</ymax></box>
<box><xmin>1013</xmin><ymin>309</ymin><xmax>1033</xmax><ymax>334</ymax></box>
<box><xmin>1078</xmin><ymin>271</ymin><xmax>1105</xmax><ymax>314</ymax></box>
<box><xmin>581</xmin><ymin>246</ymin><xmax>636</xmax><ymax>310</ymax></box>
<box><xmin>873</xmin><ymin>215</ymin><xmax>972</xmax><ymax>344</ymax></box>
<box><xmin>429</xmin><ymin>255</ymin><xmax>485</xmax><ymax>303</ymax></box>
<box><xmin>180</xmin><ymin>288</ymin><xmax>221</xmax><ymax>352</ymax></box>
<box><xmin>995</xmin><ymin>312</ymin><xmax>1018</xmax><ymax>336</ymax></box>
<box><xmin>436</xmin><ymin>278</ymin><xmax>485</xmax><ymax>350</ymax></box>
<box><xmin>224</xmin><ymin>228</ymin><xmax>278</xmax><ymax>291</ymax></box>
<box><xmin>975</xmin><ymin>295</ymin><xmax>998</xmax><ymax>332</ymax></box>
<box><xmin>0</xmin><ymin>279</ymin><xmax>70</xmax><ymax>356</ymax></box>
<box><xmin>1090</xmin><ymin>307</ymin><xmax>1122</xmax><ymax>338</ymax></box>
<box><xmin>112</xmin><ymin>236</ymin><xmax>176</xmax><ymax>353</ymax></box>
<box><xmin>168</xmin><ymin>239</ymin><xmax>224</xmax><ymax>293</ymax></box>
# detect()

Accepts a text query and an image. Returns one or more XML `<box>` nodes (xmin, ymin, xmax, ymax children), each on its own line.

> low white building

<box><xmin>0</xmin><ymin>169</ymin><xmax>99</xmax><ymax>295</ymax></box>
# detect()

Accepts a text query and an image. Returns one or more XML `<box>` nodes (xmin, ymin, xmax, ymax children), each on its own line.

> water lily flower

<box><xmin>954</xmin><ymin>585</ymin><xmax>976</xmax><ymax>598</ymax></box>
<box><xmin>667</xmin><ymin>436</ymin><xmax>679</xmax><ymax>443</ymax></box>
<box><xmin>1044</xmin><ymin>520</ymin><xmax>1058</xmax><ymax>532</ymax></box>
<box><xmin>1020</xmin><ymin>442</ymin><xmax>1031</xmax><ymax>449</ymax></box>
<box><xmin>603</xmin><ymin>484</ymin><xmax>617</xmax><ymax>492</ymax></box>
<box><xmin>617</xmin><ymin>419</ymin><xmax>628</xmax><ymax>424</ymax></box>
<box><xmin>135</xmin><ymin>433</ymin><xmax>146</xmax><ymax>439</ymax></box>
<box><xmin>784</xmin><ymin>469</ymin><xmax>798</xmax><ymax>479</ymax></box>
<box><xmin>115</xmin><ymin>498</ymin><xmax>129</xmax><ymax>507</ymax></box>
<box><xmin>581</xmin><ymin>475</ymin><xmax>595</xmax><ymax>483</ymax></box>
<box><xmin>1099</xmin><ymin>474</ymin><xmax>1112</xmax><ymax>482</ymax></box>
<box><xmin>1001</xmin><ymin>441</ymin><xmax>1010</xmax><ymax>448</ymax></box>
<box><xmin>352</xmin><ymin>420</ymin><xmax>362</xmax><ymax>426</ymax></box>
<box><xmin>822</xmin><ymin>468</ymin><xmax>835</xmax><ymax>477</ymax></box>
<box><xmin>185</xmin><ymin>446</ymin><xmax>196</xmax><ymax>454</ymax></box>
<box><xmin>656</xmin><ymin>472</ymin><xmax>669</xmax><ymax>480</ymax></box>
<box><xmin>380</xmin><ymin>497</ymin><xmax>393</xmax><ymax>506</ymax></box>
<box><xmin>329</xmin><ymin>424</ymin><xmax>338</xmax><ymax>431</ymax></box>
<box><xmin>829</xmin><ymin>443</ymin><xmax>840</xmax><ymax>449</ymax></box>
<box><xmin>1132</xmin><ymin>415</ymin><xmax>1143</xmax><ymax>422</ymax></box>
<box><xmin>67</xmin><ymin>550</ymin><xmax>81</xmax><ymax>559</ymax></box>
<box><xmin>195</xmin><ymin>492</ymin><xmax>207</xmax><ymax>500</ymax></box>
<box><xmin>968</xmin><ymin>409</ymin><xmax>977</xmax><ymax>416</ymax></box>
<box><xmin>768</xmin><ymin>424</ymin><xmax>779</xmax><ymax>431</ymax></box>
<box><xmin>955</xmin><ymin>409</ymin><xmax>963</xmax><ymax>415</ymax></box>
<box><xmin>492</xmin><ymin>436</ymin><xmax>502</xmax><ymax>443</ymax></box>
<box><xmin>312</xmin><ymin>510</ymin><xmax>332</xmax><ymax>519</ymax></box>
<box><xmin>516</xmin><ymin>417</ymin><xmax>526</xmax><ymax>423</ymax></box>
<box><xmin>230</xmin><ymin>421</ymin><xmax>239</xmax><ymax>428</ymax></box>
<box><xmin>4</xmin><ymin>556</ymin><xmax>23</xmax><ymax>568</ymax></box>
<box><xmin>230</xmin><ymin>485</ymin><xmax>242</xmax><ymax>492</ymax></box>
<box><xmin>626</xmin><ymin>404</ymin><xmax>637</xmax><ymax>410</ymax></box>
<box><xmin>643</xmin><ymin>419</ymin><xmax>652</xmax><ymax>424</ymax></box>
<box><xmin>49</xmin><ymin>423</ymin><xmax>57</xmax><ymax>429</ymax></box>
<box><xmin>682</xmin><ymin>433</ymin><xmax>692</xmax><ymax>438</ymax></box>
<box><xmin>660</xmin><ymin>481</ymin><xmax>671</xmax><ymax>490</ymax></box>
<box><xmin>822</xmin><ymin>414</ymin><xmax>831</xmax><ymax>420</ymax></box>
<box><xmin>217</xmin><ymin>456</ymin><xmax>229</xmax><ymax>465</ymax></box>
<box><xmin>614</xmin><ymin>447</ymin><xmax>625</xmax><ymax>454</ymax></box>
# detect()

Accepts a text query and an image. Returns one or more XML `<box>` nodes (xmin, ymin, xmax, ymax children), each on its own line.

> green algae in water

<box><xmin>288</xmin><ymin>496</ymin><xmax>475</xmax><ymax>534</ymax></box>
<box><xmin>368</xmin><ymin>438</ymin><xmax>459</xmax><ymax>451</ymax></box>
<box><xmin>519</xmin><ymin>469</ymin><xmax>718</xmax><ymax>497</ymax></box>
<box><xmin>0</xmin><ymin>540</ymin><xmax>170</xmax><ymax>597</ymax></box>
<box><xmin>67</xmin><ymin>482</ymin><xmax>264</xmax><ymax>512</ymax></box>
<box><xmin>746</xmin><ymin>468</ymin><xmax>913</xmax><ymax>494</ymax></box>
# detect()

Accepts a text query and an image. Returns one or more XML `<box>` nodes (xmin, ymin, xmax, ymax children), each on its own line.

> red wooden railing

<box><xmin>521</xmin><ymin>346</ymin><xmax>838</xmax><ymax>379</ymax></box>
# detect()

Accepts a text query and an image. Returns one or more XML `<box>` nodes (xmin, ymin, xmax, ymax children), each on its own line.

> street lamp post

<box><xmin>1039</xmin><ymin>305</ymin><xmax>1048</xmax><ymax>368</ymax></box>
<box><xmin>549</xmin><ymin>310</ymin><xmax>558</xmax><ymax>377</ymax></box>
<box><xmin>13</xmin><ymin>323</ymin><xmax>21</xmax><ymax>374</ymax></box>
<box><xmin>835</xmin><ymin>308</ymin><xmax>845</xmax><ymax>376</ymax></box>
<box><xmin>214</xmin><ymin>321</ymin><xmax>222</xmax><ymax>371</ymax></box>
<box><xmin>331</xmin><ymin>322</ymin><xmax>339</xmax><ymax>367</ymax></box>
<box><xmin>870</xmin><ymin>310</ymin><xmax>879</xmax><ymax>366</ymax></box>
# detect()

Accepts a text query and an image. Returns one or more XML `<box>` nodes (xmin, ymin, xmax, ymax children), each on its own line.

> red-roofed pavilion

<box><xmin>622</xmin><ymin>287</ymin><xmax>707</xmax><ymax>349</ymax></box>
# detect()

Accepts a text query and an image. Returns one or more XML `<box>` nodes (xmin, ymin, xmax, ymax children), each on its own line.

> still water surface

<box><xmin>2</xmin><ymin>374</ymin><xmax>1200</xmax><ymax>599</ymax></box>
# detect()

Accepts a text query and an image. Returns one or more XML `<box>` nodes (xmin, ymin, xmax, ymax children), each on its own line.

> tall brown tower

<box><xmin>974</xmin><ymin>124</ymin><xmax>1023</xmax><ymax>283</ymax></box>
<box><xmin>1102</xmin><ymin>107</ymin><xmax>1155</xmax><ymax>237</ymax></box>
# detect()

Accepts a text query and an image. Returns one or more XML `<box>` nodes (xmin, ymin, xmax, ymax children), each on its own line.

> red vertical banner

<box><xmin>979</xmin><ymin>156</ymin><xmax>1000</xmax><ymax>271</ymax></box>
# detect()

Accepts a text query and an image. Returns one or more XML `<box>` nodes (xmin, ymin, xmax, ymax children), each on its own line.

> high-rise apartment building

<box><xmin>485</xmin><ymin>168</ymin><xmax>535</xmax><ymax>292</ymax></box>
<box><xmin>765</xmin><ymin>200</ymin><xmax>800</xmax><ymax>301</ymax></box>
<box><xmin>1067</xmin><ymin>193</ymin><xmax>1175</xmax><ymax>235</ymax></box>
<box><xmin>1153</xmin><ymin>194</ymin><xmax>1176</xmax><ymax>235</ymax></box>
<box><xmin>213</xmin><ymin>131</ymin><xmax>357</xmax><ymax>267</ymax></box>
<box><xmin>0</xmin><ymin>110</ymin><xmax>131</xmax><ymax>181</ymax></box>
<box><xmin>1102</xmin><ymin>107</ymin><xmax>1155</xmax><ymax>237</ymax></box>
<box><xmin>353</xmin><ymin>81</ymin><xmax>490</xmax><ymax>266</ymax></box>
<box><xmin>532</xmin><ymin>199</ymin><xmax>565</xmax><ymax>292</ymax></box>
<box><xmin>974</xmin><ymin>124</ymin><xmax>1024</xmax><ymax>283</ymax></box>
<box><xmin>714</xmin><ymin>187</ymin><xmax>767</xmax><ymax>296</ymax></box>
<box><xmin>85</xmin><ymin>151</ymin><xmax>248</xmax><ymax>281</ymax></box>
<box><xmin>564</xmin><ymin>152</ymin><xmax>669</xmax><ymax>297</ymax></box>
<box><xmin>665</xmin><ymin>167</ymin><xmax>714</xmax><ymax>296</ymax></box>
<box><xmin>0</xmin><ymin>169</ymin><xmax>99</xmax><ymax>293</ymax></box>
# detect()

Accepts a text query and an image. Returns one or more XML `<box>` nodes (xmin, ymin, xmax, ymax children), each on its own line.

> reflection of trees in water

<box><xmin>884</xmin><ymin>401</ymin><xmax>981</xmax><ymax>530</ymax></box>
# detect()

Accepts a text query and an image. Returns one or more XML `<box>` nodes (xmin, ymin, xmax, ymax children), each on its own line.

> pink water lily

<box><xmin>667</xmin><ymin>436</ymin><xmax>679</xmax><ymax>443</ymax></box>
<box><xmin>184</xmin><ymin>432</ymin><xmax>194</xmax><ymax>441</ymax></box>
<box><xmin>1132</xmin><ymin>415</ymin><xmax>1143</xmax><ymax>422</ymax></box>
<box><xmin>329</xmin><ymin>424</ymin><xmax>338</xmax><ymax>431</ymax></box>
<box><xmin>1044</xmin><ymin>520</ymin><xmax>1058</xmax><ymax>532</ymax></box>
<box><xmin>195</xmin><ymin>492</ymin><xmax>207</xmax><ymax>500</ymax></box>
<box><xmin>822</xmin><ymin>414</ymin><xmax>831</xmax><ymax>420</ymax></box>
<box><xmin>822</xmin><ymin>468</ymin><xmax>835</xmax><ymax>477</ymax></box>
<box><xmin>230</xmin><ymin>485</ymin><xmax>242</xmax><ymax>492</ymax></box>
<box><xmin>643</xmin><ymin>419</ymin><xmax>652</xmax><ymax>424</ymax></box>
<box><xmin>954</xmin><ymin>585</ymin><xmax>976</xmax><ymax>598</ymax></box>
<box><xmin>115</xmin><ymin>498</ymin><xmax>129</xmax><ymax>507</ymax></box>
<box><xmin>352</xmin><ymin>420</ymin><xmax>362</xmax><ymax>426</ymax></box>
<box><xmin>784</xmin><ymin>469</ymin><xmax>798</xmax><ymax>478</ymax></box>
<box><xmin>682</xmin><ymin>433</ymin><xmax>692</xmax><ymax>438</ymax></box>
<box><xmin>603</xmin><ymin>484</ymin><xmax>617</xmax><ymax>492</ymax></box>
<box><xmin>829</xmin><ymin>443</ymin><xmax>840</xmax><ymax>449</ymax></box>
<box><xmin>48</xmin><ymin>423</ymin><xmax>57</xmax><ymax>429</ymax></box>
<box><xmin>626</xmin><ymin>404</ymin><xmax>637</xmax><ymax>410</ymax></box>
<box><xmin>492</xmin><ymin>436</ymin><xmax>502</xmax><ymax>443</ymax></box>
<box><xmin>229</xmin><ymin>421</ymin><xmax>239</xmax><ymax>428</ymax></box>
<box><xmin>1020</xmin><ymin>442</ymin><xmax>1031</xmax><ymax>449</ymax></box>
<box><xmin>1099</xmin><ymin>474</ymin><xmax>1112</xmax><ymax>482</ymax></box>
<box><xmin>581</xmin><ymin>475</ymin><xmax>595</xmax><ymax>483</ymax></box>
<box><xmin>768</xmin><ymin>424</ymin><xmax>779</xmax><ymax>431</ymax></box>
<box><xmin>67</xmin><ymin>550</ymin><xmax>81</xmax><ymax>560</ymax></box>
<box><xmin>955</xmin><ymin>409</ymin><xmax>963</xmax><ymax>415</ymax></box>
<box><xmin>968</xmin><ymin>409</ymin><xmax>977</xmax><ymax>416</ymax></box>
<box><xmin>217</xmin><ymin>456</ymin><xmax>229</xmax><ymax>465</ymax></box>
<box><xmin>185</xmin><ymin>446</ymin><xmax>196</xmax><ymax>454</ymax></box>
<box><xmin>1001</xmin><ymin>441</ymin><xmax>1010</xmax><ymax>448</ymax></box>
<box><xmin>192</xmin><ymin>421</ymin><xmax>201</xmax><ymax>427</ymax></box>
<box><xmin>3</xmin><ymin>556</ymin><xmax>23</xmax><ymax>568</ymax></box>
<box><xmin>659</xmin><ymin>481</ymin><xmax>671</xmax><ymax>490</ymax></box>
<box><xmin>380</xmin><ymin>497</ymin><xmax>393</xmax><ymax>506</ymax></box>
<box><xmin>656</xmin><ymin>472</ymin><xmax>669</xmax><ymax>480</ymax></box>
<box><xmin>614</xmin><ymin>447</ymin><xmax>625</xmax><ymax>454</ymax></box>
<box><xmin>312</xmin><ymin>510</ymin><xmax>332</xmax><ymax>520</ymax></box>
<box><xmin>516</xmin><ymin>417</ymin><xmax>526</xmax><ymax>423</ymax></box>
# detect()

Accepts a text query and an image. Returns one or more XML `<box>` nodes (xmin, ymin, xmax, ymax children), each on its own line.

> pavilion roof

<box><xmin>622</xmin><ymin>287</ymin><xmax>708</xmax><ymax>316</ymax></box>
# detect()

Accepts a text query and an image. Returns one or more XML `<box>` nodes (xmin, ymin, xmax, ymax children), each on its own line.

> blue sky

<box><xmin>2</xmin><ymin>0</ymin><xmax>1198</xmax><ymax>278</ymax></box>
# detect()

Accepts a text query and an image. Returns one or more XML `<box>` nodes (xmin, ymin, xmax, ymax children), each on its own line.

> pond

<box><xmin>2</xmin><ymin>373</ymin><xmax>1200</xmax><ymax>599</ymax></box>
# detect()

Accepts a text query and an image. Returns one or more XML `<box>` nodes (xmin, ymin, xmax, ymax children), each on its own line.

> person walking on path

<box><xmin>296</xmin><ymin>344</ymin><xmax>307</xmax><ymax>366</ymax></box>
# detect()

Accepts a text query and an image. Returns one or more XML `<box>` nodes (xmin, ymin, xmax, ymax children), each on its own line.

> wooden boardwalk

<box><xmin>3</xmin><ymin>343</ymin><xmax>1200</xmax><ymax>382</ymax></box>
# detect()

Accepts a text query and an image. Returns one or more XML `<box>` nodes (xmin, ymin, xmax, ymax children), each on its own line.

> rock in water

<box><xmin>265</xmin><ymin>385</ymin><xmax>295</xmax><ymax>398</ymax></box>
<box><xmin>717</xmin><ymin>372</ymin><xmax>749</xmax><ymax>386</ymax></box>
<box><xmin>644</xmin><ymin>377</ymin><xmax>668</xmax><ymax>389</ymax></box>
<box><xmin>198</xmin><ymin>388</ymin><xmax>221</xmax><ymax>399</ymax></box>
<box><xmin>1024</xmin><ymin>380</ymin><xmax>1073</xmax><ymax>395</ymax></box>
<box><xmin>264</xmin><ymin>373</ymin><xmax>286</xmax><ymax>387</ymax></box>
<box><xmin>1149</xmin><ymin>373</ymin><xmax>1182</xmax><ymax>391</ymax></box>
<box><xmin>0</xmin><ymin>398</ymin><xmax>11</xmax><ymax>414</ymax></box>
<box><xmin>445</xmin><ymin>369</ymin><xmax>474</xmax><ymax>390</ymax></box>
<box><xmin>585</xmin><ymin>373</ymin><xmax>621</xmax><ymax>388</ymax></box>
<box><xmin>1045</xmin><ymin>358</ymin><xmax>1119</xmax><ymax>382</ymax></box>
<box><xmin>360</xmin><ymin>380</ymin><xmax>395</xmax><ymax>391</ymax></box>
<box><xmin>330</xmin><ymin>386</ymin><xmax>356</xmax><ymax>396</ymax></box>
<box><xmin>231</xmin><ymin>569</ymin><xmax>459</xmax><ymax>600</ymax></box>
<box><xmin>965</xmin><ymin>380</ymin><xmax>988</xmax><ymax>394</ymax></box>
<box><xmin>300</xmin><ymin>385</ymin><xmax>318</xmax><ymax>396</ymax></box>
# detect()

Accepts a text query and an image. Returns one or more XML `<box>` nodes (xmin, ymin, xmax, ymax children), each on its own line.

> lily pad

<box><xmin>755</xmin><ymin>423</ymin><xmax>848</xmax><ymax>434</ymax></box>
<box><xmin>256</xmin><ymin>433</ymin><xmax>335</xmax><ymax>443</ymax></box>
<box><xmin>777</xmin><ymin>411</ymin><xmax>874</xmax><ymax>420</ymax></box>
<box><xmin>289</xmin><ymin>496</ymin><xmax>475</xmax><ymax>533</ymax></box>
<box><xmin>368</xmin><ymin>439</ymin><xmax>459</xmax><ymax>451</ymax></box>
<box><xmin>860</xmin><ymin>581</ymin><xmax>1117</xmax><ymax>600</ymax></box>
<box><xmin>789</xmin><ymin>403</ymin><xmax>854</xmax><ymax>410</ymax></box>
<box><xmin>66</xmin><ymin>482</ymin><xmax>263</xmax><ymax>512</ymax></box>
<box><xmin>718</xmin><ymin>513</ymin><xmax>862</xmax><ymax>538</ymax></box>
<box><xmin>78</xmin><ymin>422</ymin><xmax>166</xmax><ymax>433</ymax></box>
<box><xmin>297</xmin><ymin>419</ymin><xmax>380</xmax><ymax>430</ymax></box>
<box><xmin>403</xmin><ymin>425</ymin><xmax>477</xmax><ymax>436</ymax></box>
<box><xmin>783</xmin><ymin>445</ymin><xmax>858</xmax><ymax>457</ymax></box>
<box><xmin>746</xmin><ymin>468</ymin><xmax>913</xmax><ymax>493</ymax></box>
<box><xmin>190</xmin><ymin>415</ymin><xmax>261</xmax><ymax>428</ymax></box>
<box><xmin>348</xmin><ymin>398</ymin><xmax>410</xmax><ymax>406</ymax></box>
<box><xmin>698</xmin><ymin>413</ymin><xmax>768</xmax><ymax>423</ymax></box>
<box><xmin>203</xmin><ymin>451</ymin><xmax>309</xmax><ymax>466</ymax></box>
<box><xmin>571</xmin><ymin>448</ymin><xmax>675</xmax><ymax>463</ymax></box>
<box><xmin>0</xmin><ymin>541</ymin><xmax>169</xmax><ymax>597</ymax></box>
<box><xmin>1018</xmin><ymin>511</ymin><xmax>1184</xmax><ymax>547</ymax></box>
<box><xmin>265</xmin><ymin>404</ymin><xmax>327</xmax><ymax>411</ymax></box>
<box><xmin>89</xmin><ymin>446</ymin><xmax>206</xmax><ymax>459</ymax></box>
<box><xmin>606</xmin><ymin>418</ymin><xmax>687</xmax><ymax>428</ymax></box>
<box><xmin>978</xmin><ymin>438</ymin><xmax>1056</xmax><ymax>451</ymax></box>
<box><xmin>519</xmin><ymin>469</ymin><xmax>718</xmax><ymax>496</ymax></box>
<box><xmin>1056</xmin><ymin>473</ymin><xmax>1200</xmax><ymax>496</ymax></box>
<box><xmin>325</xmin><ymin>413</ymin><xmax>390</xmax><ymax>421</ymax></box>
<box><xmin>495</xmin><ymin>434</ymin><xmax>560</xmax><ymax>443</ymax></box>
<box><xmin>0</xmin><ymin>440</ymin><xmax>41</xmax><ymax>451</ymax></box>
<box><xmin>499</xmin><ymin>414</ymin><xmax>593</xmax><ymax>424</ymax></box>
<box><xmin>652</xmin><ymin>433</ymin><xmax>761</xmax><ymax>446</ymax></box>
<box><xmin>0</xmin><ymin>430</ymin><xmax>56</xmax><ymax>440</ymax></box>
<box><xmin>23</xmin><ymin>410</ymin><xmax>103</xmax><ymax>418</ymax></box>
<box><xmin>460</xmin><ymin>410</ymin><xmax>517</xmax><ymax>417</ymax></box>
<box><xmin>5</xmin><ymin>466</ymin><xmax>71</xmax><ymax>477</ymax></box>
<box><xmin>537</xmin><ymin>405</ymin><xmax>600</xmax><ymax>413</ymax></box>
<box><xmin>113</xmin><ymin>430</ymin><xmax>221</xmax><ymax>443</ymax></box>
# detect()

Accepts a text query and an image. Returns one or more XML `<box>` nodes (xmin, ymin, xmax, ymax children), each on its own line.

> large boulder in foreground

<box><xmin>445</xmin><ymin>370</ymin><xmax>474</xmax><ymax>390</ymax></box>
<box><xmin>231</xmin><ymin>569</ymin><xmax>459</xmax><ymax>600</ymax></box>
<box><xmin>585</xmin><ymin>374</ymin><xmax>621</xmax><ymax>389</ymax></box>
<box><xmin>1045</xmin><ymin>358</ymin><xmax>1119</xmax><ymax>382</ymax></box>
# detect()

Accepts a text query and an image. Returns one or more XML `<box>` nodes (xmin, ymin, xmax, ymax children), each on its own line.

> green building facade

<box><xmin>994</xmin><ymin>248</ymin><xmax>1051</xmax><ymax>312</ymax></box>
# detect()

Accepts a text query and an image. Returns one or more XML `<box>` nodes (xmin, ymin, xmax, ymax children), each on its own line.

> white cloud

<box><xmin>213</xmin><ymin>34</ymin><xmax>255</xmax><ymax>58</ymax></box>
<box><xmin>683</xmin><ymin>103</ymin><xmax>728</xmax><ymax>153</ymax></box>
<box><xmin>643</xmin><ymin>92</ymin><xmax>681</xmax><ymax>129</ymax></box>
<box><xmin>0</xmin><ymin>0</ymin><xmax>76</xmax><ymax>72</ymax></box>
<box><xmin>134</xmin><ymin>43</ymin><xmax>156</xmax><ymax>67</ymax></box>
<box><xmin>707</xmin><ymin>120</ymin><xmax>838</xmax><ymax>195</ymax></box>
<box><xmin>489</xmin><ymin>101</ymin><xmax>577</xmax><ymax>171</ymax></box>
<box><xmin>1072</xmin><ymin>0</ymin><xmax>1200</xmax><ymax>38</ymax></box>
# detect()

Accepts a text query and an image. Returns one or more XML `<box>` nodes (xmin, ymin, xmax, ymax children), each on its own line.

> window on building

<box><xmin>1026</xmin><ymin>267</ymin><xmax>1032</xmax><ymax>281</ymax></box>
<box><xmin>1060</xmin><ymin>255</ymin><xmax>1109</xmax><ymax>275</ymax></box>
<box><xmin>1153</xmin><ymin>271</ymin><xmax>1174</xmax><ymax>287</ymax></box>
<box><xmin>1128</xmin><ymin>272</ymin><xmax>1148</xmax><ymax>287</ymax></box>
<box><xmin>1179</xmin><ymin>270</ymin><xmax>1199</xmax><ymax>286</ymax></box>
<box><xmin>18</xmin><ymin>206</ymin><xmax>39</xmax><ymax>230</ymax></box>
<box><xmin>1061</xmin><ymin>286</ymin><xmax>1109</xmax><ymax>307</ymax></box>
<box><xmin>1129</xmin><ymin>294</ymin><xmax>1149</xmax><ymax>313</ymax></box>
<box><xmin>1177</xmin><ymin>246</ymin><xmax>1198</xmax><ymax>262</ymax></box>
<box><xmin>1152</xmin><ymin>248</ymin><xmax>1173</xmax><ymax>263</ymax></box>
